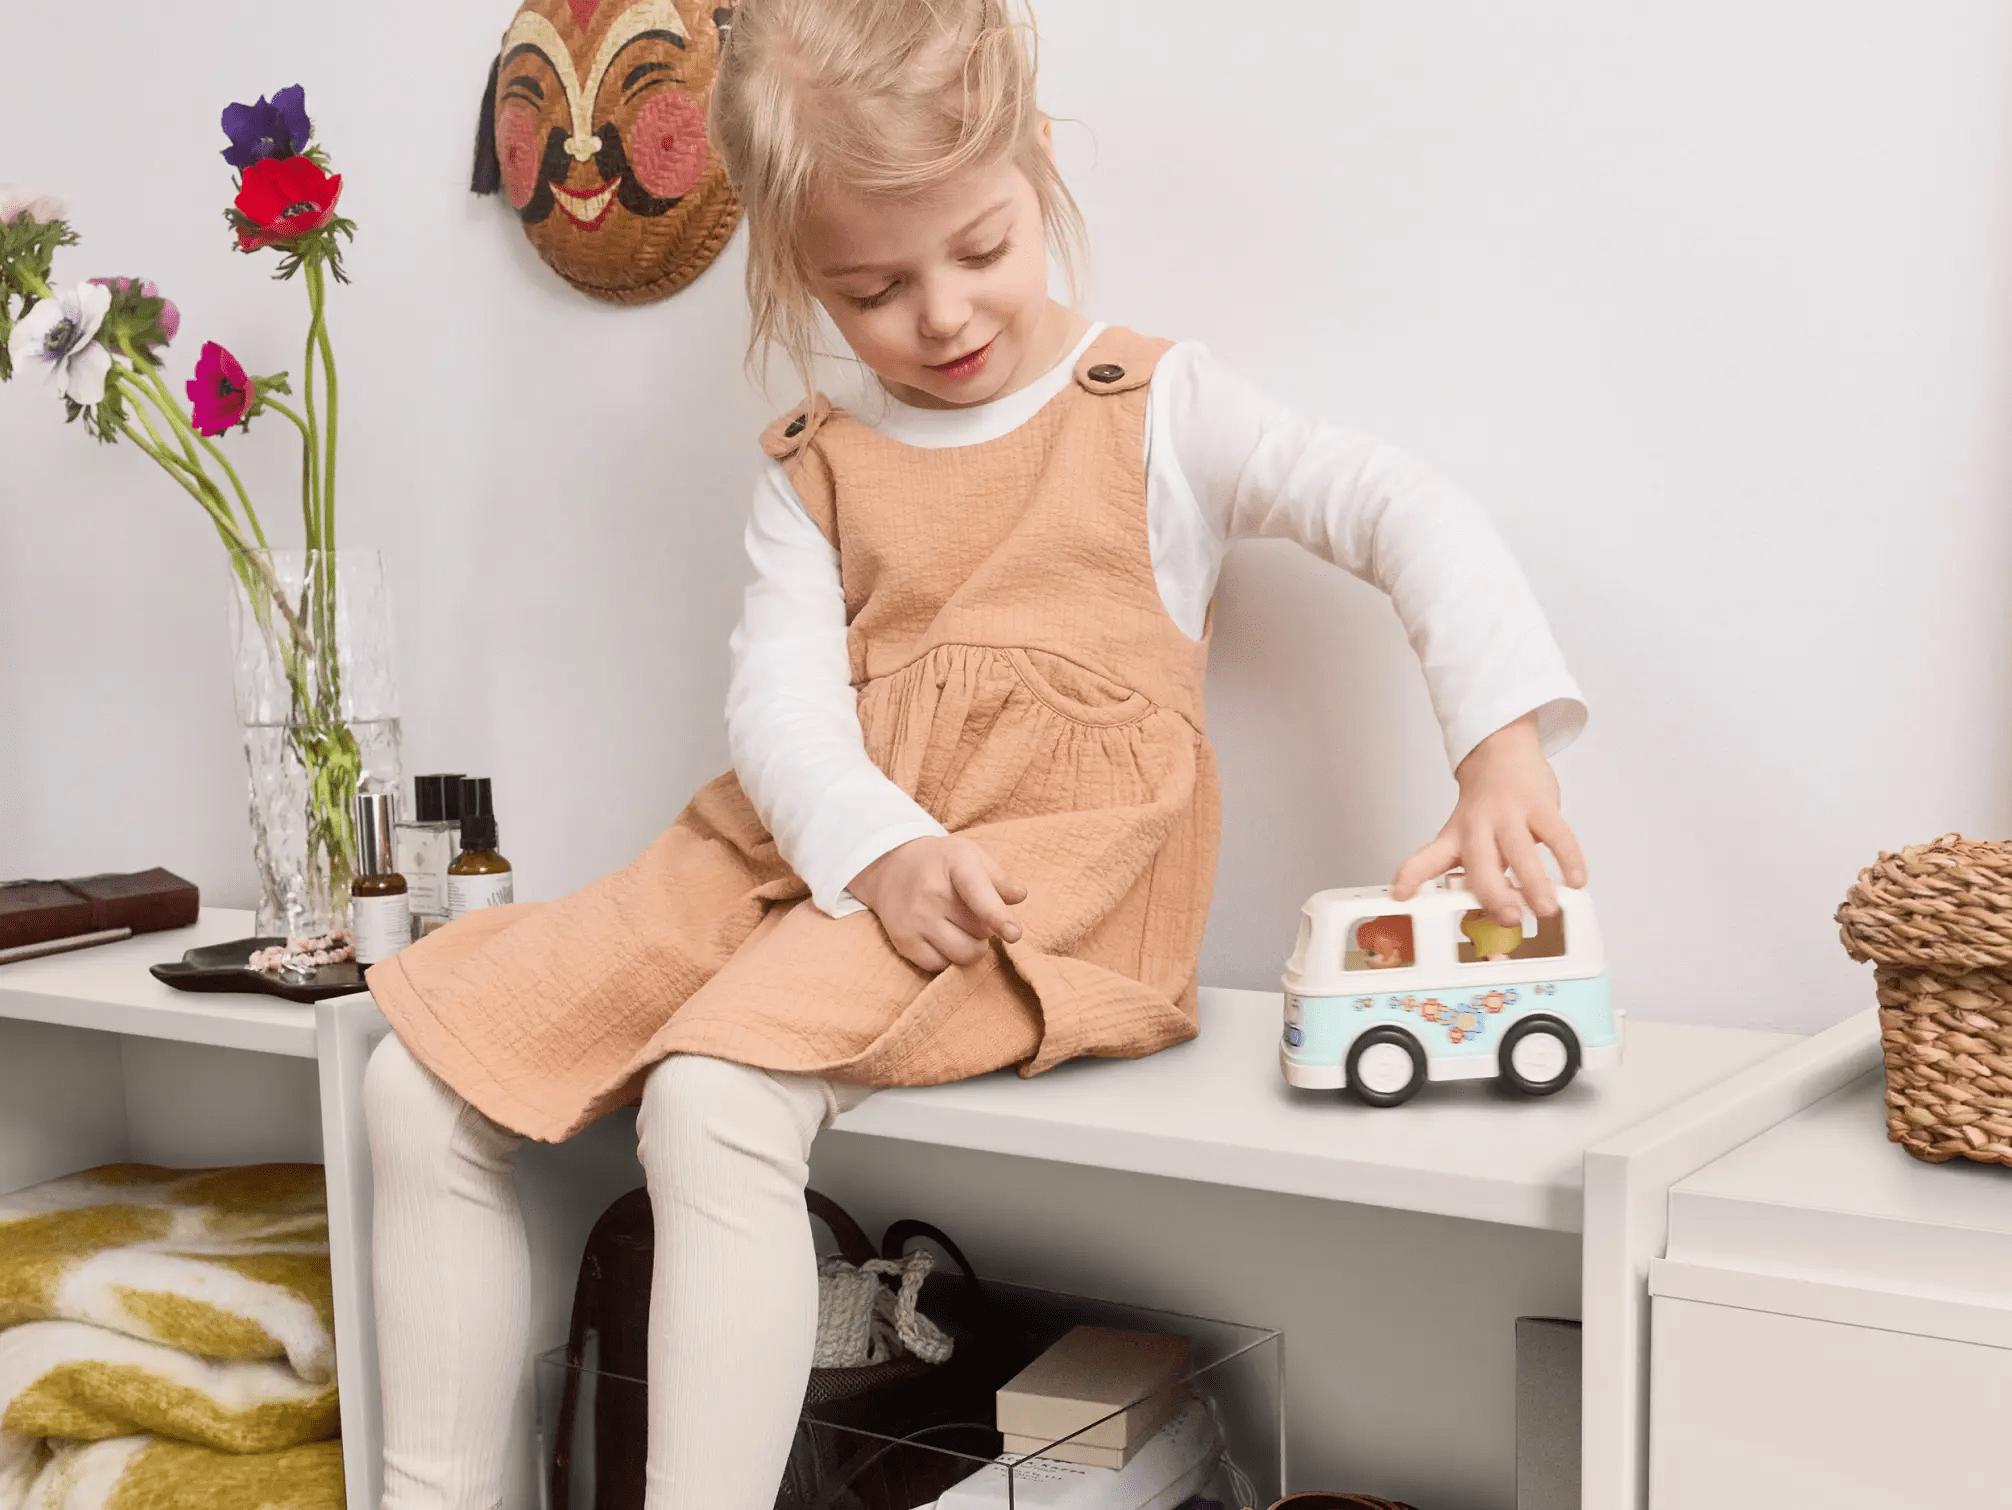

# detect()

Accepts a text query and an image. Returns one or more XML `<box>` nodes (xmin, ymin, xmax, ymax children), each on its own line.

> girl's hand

<box><xmin>848</xmin><ymin>836</ymin><xmax>1027</xmax><ymax>973</ymax></box>
<box><xmin>1389</xmin><ymin>711</ymin><xmax>1587</xmax><ymax>926</ymax></box>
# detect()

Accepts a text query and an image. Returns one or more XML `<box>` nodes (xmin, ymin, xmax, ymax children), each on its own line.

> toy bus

<box><xmin>1280</xmin><ymin>875</ymin><xmax>1621</xmax><ymax>1106</ymax></box>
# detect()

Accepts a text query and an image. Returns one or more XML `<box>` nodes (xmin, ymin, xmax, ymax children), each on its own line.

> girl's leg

<box><xmin>365</xmin><ymin>1033</ymin><xmax>531</xmax><ymax>1510</ymax></box>
<box><xmin>634</xmin><ymin>1055</ymin><xmax>871</xmax><ymax>1509</ymax></box>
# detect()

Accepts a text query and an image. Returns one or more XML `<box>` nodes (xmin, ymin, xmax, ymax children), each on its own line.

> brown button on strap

<box><xmin>1086</xmin><ymin>363</ymin><xmax>1125</xmax><ymax>384</ymax></box>
<box><xmin>784</xmin><ymin>415</ymin><xmax>807</xmax><ymax>437</ymax></box>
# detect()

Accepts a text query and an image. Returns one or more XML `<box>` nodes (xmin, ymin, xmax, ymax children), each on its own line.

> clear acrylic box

<box><xmin>536</xmin><ymin>1281</ymin><xmax>1283</xmax><ymax>1510</ymax></box>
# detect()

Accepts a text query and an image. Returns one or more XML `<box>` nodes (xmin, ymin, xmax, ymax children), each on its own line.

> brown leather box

<box><xmin>0</xmin><ymin>868</ymin><xmax>201</xmax><ymax>950</ymax></box>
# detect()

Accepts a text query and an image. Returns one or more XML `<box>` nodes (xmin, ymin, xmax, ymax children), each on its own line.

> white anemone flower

<box><xmin>8</xmin><ymin>282</ymin><xmax>114</xmax><ymax>405</ymax></box>
<box><xmin>0</xmin><ymin>185</ymin><xmax>68</xmax><ymax>224</ymax></box>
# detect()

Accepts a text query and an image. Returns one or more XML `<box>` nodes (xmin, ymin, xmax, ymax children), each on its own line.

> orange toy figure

<box><xmin>1355</xmin><ymin>915</ymin><xmax>1414</xmax><ymax>969</ymax></box>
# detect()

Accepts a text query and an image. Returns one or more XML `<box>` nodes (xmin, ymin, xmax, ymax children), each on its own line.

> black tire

<box><xmin>1499</xmin><ymin>1015</ymin><xmax>1581</xmax><ymax>1096</ymax></box>
<box><xmin>1345</xmin><ymin>1026</ymin><xmax>1427</xmax><ymax>1107</ymax></box>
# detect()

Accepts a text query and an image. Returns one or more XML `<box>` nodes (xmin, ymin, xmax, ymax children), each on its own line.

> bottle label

<box><xmin>353</xmin><ymin>892</ymin><xmax>413</xmax><ymax>966</ymax></box>
<box><xmin>447</xmin><ymin>871</ymin><xmax>515</xmax><ymax>919</ymax></box>
<box><xmin>394</xmin><ymin>824</ymin><xmax>457</xmax><ymax>917</ymax></box>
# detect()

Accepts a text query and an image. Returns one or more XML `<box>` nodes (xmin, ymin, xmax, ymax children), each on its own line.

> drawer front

<box><xmin>1650</xmin><ymin>1296</ymin><xmax>2012</xmax><ymax>1509</ymax></box>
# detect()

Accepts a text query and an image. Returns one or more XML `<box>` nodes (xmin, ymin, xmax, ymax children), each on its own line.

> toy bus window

<box><xmin>1457</xmin><ymin>909</ymin><xmax>1566</xmax><ymax>964</ymax></box>
<box><xmin>1344</xmin><ymin>914</ymin><xmax>1414</xmax><ymax>971</ymax></box>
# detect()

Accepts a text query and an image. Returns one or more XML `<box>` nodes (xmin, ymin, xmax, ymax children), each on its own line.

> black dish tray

<box><xmin>151</xmin><ymin>936</ymin><xmax>369</xmax><ymax>1004</ymax></box>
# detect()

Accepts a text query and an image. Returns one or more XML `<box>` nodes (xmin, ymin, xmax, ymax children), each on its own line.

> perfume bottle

<box><xmin>350</xmin><ymin>791</ymin><xmax>411</xmax><ymax>967</ymax></box>
<box><xmin>394</xmin><ymin>772</ymin><xmax>463</xmax><ymax>938</ymax></box>
<box><xmin>446</xmin><ymin>777</ymin><xmax>514</xmax><ymax>919</ymax></box>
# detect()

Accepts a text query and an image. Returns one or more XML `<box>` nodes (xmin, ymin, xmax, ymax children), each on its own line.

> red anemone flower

<box><xmin>187</xmin><ymin>342</ymin><xmax>252</xmax><ymax>435</ymax></box>
<box><xmin>234</xmin><ymin>156</ymin><xmax>343</xmax><ymax>251</ymax></box>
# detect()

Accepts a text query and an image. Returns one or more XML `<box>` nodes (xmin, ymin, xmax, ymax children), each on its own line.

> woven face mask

<box><xmin>472</xmin><ymin>0</ymin><xmax>741</xmax><ymax>304</ymax></box>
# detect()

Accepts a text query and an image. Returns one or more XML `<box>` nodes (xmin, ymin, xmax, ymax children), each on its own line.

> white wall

<box><xmin>7</xmin><ymin>1</ymin><xmax>2012</xmax><ymax>1037</ymax></box>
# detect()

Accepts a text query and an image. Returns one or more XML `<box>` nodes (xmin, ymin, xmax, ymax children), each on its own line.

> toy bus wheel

<box><xmin>1346</xmin><ymin>1027</ymin><xmax>1427</xmax><ymax>1107</ymax></box>
<box><xmin>1499</xmin><ymin>1016</ymin><xmax>1581</xmax><ymax>1096</ymax></box>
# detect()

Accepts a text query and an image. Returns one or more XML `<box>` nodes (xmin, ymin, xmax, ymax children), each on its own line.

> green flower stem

<box><xmin>264</xmin><ymin>397</ymin><xmax>313</xmax><ymax>445</ymax></box>
<box><xmin>122</xmin><ymin>384</ymin><xmax>219</xmax><ymax>507</ymax></box>
<box><xmin>113</xmin><ymin>406</ymin><xmax>318</xmax><ymax>686</ymax></box>
<box><xmin>301</xmin><ymin>253</ymin><xmax>342</xmax><ymax>747</ymax></box>
<box><xmin>12</xmin><ymin>267</ymin><xmax>53</xmax><ymax>301</ymax></box>
<box><xmin>119</xmin><ymin>344</ymin><xmax>270</xmax><ymax>551</ymax></box>
<box><xmin>308</xmin><ymin>258</ymin><xmax>338</xmax><ymax>558</ymax></box>
<box><xmin>116</xmin><ymin>364</ymin><xmax>210</xmax><ymax>497</ymax></box>
<box><xmin>299</xmin><ymin>264</ymin><xmax>326</xmax><ymax>558</ymax></box>
<box><xmin>116</xmin><ymin>416</ymin><xmax>253</xmax><ymax>558</ymax></box>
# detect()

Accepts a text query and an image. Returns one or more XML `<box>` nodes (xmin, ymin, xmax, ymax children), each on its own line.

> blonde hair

<box><xmin>709</xmin><ymin>0</ymin><xmax>1087</xmax><ymax>404</ymax></box>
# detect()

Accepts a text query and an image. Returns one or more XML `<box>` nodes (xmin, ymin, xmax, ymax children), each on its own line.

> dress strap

<box><xmin>759</xmin><ymin>394</ymin><xmax>841</xmax><ymax>546</ymax></box>
<box><xmin>1072</xmin><ymin>327</ymin><xmax>1173</xmax><ymax>396</ymax></box>
<box><xmin>759</xmin><ymin>394</ymin><xmax>835</xmax><ymax>461</ymax></box>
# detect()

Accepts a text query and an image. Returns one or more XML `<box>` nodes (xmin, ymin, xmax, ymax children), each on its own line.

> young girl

<box><xmin>362</xmin><ymin>1</ymin><xmax>1587</xmax><ymax>1505</ymax></box>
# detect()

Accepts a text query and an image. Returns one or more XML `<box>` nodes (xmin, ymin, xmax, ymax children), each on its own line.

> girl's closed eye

<box><xmin>849</xmin><ymin>281</ymin><xmax>901</xmax><ymax>310</ymax></box>
<box><xmin>962</xmin><ymin>238</ymin><xmax>1012</xmax><ymax>268</ymax></box>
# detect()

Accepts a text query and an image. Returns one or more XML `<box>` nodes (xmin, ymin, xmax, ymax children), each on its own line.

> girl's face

<box><xmin>799</xmin><ymin>140</ymin><xmax>1075</xmax><ymax>410</ymax></box>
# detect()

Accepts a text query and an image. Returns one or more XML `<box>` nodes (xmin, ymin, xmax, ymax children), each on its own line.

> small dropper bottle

<box><xmin>351</xmin><ymin>791</ymin><xmax>411</xmax><ymax>966</ymax></box>
<box><xmin>446</xmin><ymin>777</ymin><xmax>514</xmax><ymax>919</ymax></box>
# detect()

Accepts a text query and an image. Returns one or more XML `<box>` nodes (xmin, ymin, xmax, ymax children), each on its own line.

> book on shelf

<box><xmin>996</xmin><ymin>1325</ymin><xmax>1193</xmax><ymax>1468</ymax></box>
<box><xmin>0</xmin><ymin>870</ymin><xmax>199</xmax><ymax>955</ymax></box>
<box><xmin>933</xmin><ymin>1395</ymin><xmax>1219</xmax><ymax>1510</ymax></box>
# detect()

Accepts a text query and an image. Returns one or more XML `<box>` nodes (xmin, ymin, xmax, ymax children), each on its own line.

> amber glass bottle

<box><xmin>351</xmin><ymin>791</ymin><xmax>411</xmax><ymax>966</ymax></box>
<box><xmin>446</xmin><ymin>777</ymin><xmax>514</xmax><ymax>919</ymax></box>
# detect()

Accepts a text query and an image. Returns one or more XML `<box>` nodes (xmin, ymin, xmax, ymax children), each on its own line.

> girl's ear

<box><xmin>1038</xmin><ymin>114</ymin><xmax>1055</xmax><ymax>160</ymax></box>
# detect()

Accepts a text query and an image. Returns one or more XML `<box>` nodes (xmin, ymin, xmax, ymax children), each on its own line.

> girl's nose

<box><xmin>916</xmin><ymin>277</ymin><xmax>970</xmax><ymax>342</ymax></box>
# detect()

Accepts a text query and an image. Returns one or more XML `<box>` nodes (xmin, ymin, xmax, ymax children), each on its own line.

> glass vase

<box><xmin>227</xmin><ymin>549</ymin><xmax>403</xmax><ymax>941</ymax></box>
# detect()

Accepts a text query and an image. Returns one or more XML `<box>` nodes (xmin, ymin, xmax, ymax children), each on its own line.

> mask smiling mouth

<box><xmin>550</xmin><ymin>177</ymin><xmax>621</xmax><ymax>229</ymax></box>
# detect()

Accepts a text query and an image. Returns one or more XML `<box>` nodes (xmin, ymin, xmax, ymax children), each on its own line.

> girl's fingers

<box><xmin>1533</xmin><ymin>808</ymin><xmax>1588</xmax><ymax>888</ymax></box>
<box><xmin>1391</xmin><ymin>833</ymin><xmax>1462</xmax><ymax>900</ymax></box>
<box><xmin>1501</xmin><ymin>827</ymin><xmax>1557</xmax><ymax>917</ymax></box>
<box><xmin>943</xmin><ymin>893</ymin><xmax>996</xmax><ymax>945</ymax></box>
<box><xmin>898</xmin><ymin>932</ymin><xmax>949</xmax><ymax>973</ymax></box>
<box><xmin>925</xmin><ymin>918</ymin><xmax>989</xmax><ymax>968</ymax></box>
<box><xmin>949</xmin><ymin>851</ymin><xmax>1023</xmax><ymax>942</ymax></box>
<box><xmin>984</xmin><ymin>851</ymin><xmax>1030</xmax><ymax>907</ymax></box>
<box><xmin>1461</xmin><ymin>826</ymin><xmax>1524</xmax><ymax>926</ymax></box>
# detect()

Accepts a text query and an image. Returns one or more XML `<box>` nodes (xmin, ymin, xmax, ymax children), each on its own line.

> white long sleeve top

<box><xmin>727</xmin><ymin>323</ymin><xmax>1587</xmax><ymax>917</ymax></box>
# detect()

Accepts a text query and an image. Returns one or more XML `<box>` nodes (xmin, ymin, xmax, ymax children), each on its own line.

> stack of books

<box><xmin>932</xmin><ymin>1325</ymin><xmax>1216</xmax><ymax>1510</ymax></box>
<box><xmin>998</xmin><ymin>1326</ymin><xmax>1194</xmax><ymax>1468</ymax></box>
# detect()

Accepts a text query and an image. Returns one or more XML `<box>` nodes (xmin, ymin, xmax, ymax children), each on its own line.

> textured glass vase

<box><xmin>227</xmin><ymin>550</ymin><xmax>403</xmax><ymax>940</ymax></box>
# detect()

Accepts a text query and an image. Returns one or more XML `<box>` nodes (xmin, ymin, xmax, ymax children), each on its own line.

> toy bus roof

<box><xmin>1287</xmin><ymin>879</ymin><xmax>1603</xmax><ymax>994</ymax></box>
<box><xmin>1301</xmin><ymin>879</ymin><xmax>1593</xmax><ymax>919</ymax></box>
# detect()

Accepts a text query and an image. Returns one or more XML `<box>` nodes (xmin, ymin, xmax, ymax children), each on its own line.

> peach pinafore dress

<box><xmin>367</xmin><ymin>328</ymin><xmax>1221</xmax><ymax>1141</ymax></box>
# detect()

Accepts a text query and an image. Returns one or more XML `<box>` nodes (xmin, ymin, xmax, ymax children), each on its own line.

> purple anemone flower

<box><xmin>220</xmin><ymin>85</ymin><xmax>312</xmax><ymax>169</ymax></box>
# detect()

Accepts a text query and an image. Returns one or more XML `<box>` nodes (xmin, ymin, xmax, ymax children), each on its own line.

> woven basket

<box><xmin>1836</xmin><ymin>835</ymin><xmax>2012</xmax><ymax>1166</ymax></box>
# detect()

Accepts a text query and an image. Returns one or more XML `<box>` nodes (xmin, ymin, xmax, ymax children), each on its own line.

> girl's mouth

<box><xmin>927</xmin><ymin>338</ymin><xmax>994</xmax><ymax>379</ymax></box>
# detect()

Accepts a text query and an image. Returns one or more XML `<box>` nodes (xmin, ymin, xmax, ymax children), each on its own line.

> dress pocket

<box><xmin>1006</xmin><ymin>648</ymin><xmax>1152</xmax><ymax>728</ymax></box>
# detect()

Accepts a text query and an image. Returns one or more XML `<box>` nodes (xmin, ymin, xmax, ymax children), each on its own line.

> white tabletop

<box><xmin>836</xmin><ymin>992</ymin><xmax>1795</xmax><ymax>1232</ymax></box>
<box><xmin>0</xmin><ymin>908</ymin><xmax>318</xmax><ymax>1058</ymax></box>
<box><xmin>1</xmin><ymin>909</ymin><xmax>1800</xmax><ymax>1231</ymax></box>
<box><xmin>1668</xmin><ymin>1069</ymin><xmax>2012</xmax><ymax>1304</ymax></box>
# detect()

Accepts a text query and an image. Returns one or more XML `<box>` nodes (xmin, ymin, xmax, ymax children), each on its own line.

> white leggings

<box><xmin>363</xmin><ymin>1034</ymin><xmax>872</xmax><ymax>1510</ymax></box>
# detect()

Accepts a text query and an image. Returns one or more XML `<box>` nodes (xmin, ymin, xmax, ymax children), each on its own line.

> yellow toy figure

<box><xmin>1461</xmin><ymin>911</ymin><xmax>1523</xmax><ymax>962</ymax></box>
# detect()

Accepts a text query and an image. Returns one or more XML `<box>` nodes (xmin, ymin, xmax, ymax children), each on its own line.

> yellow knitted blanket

<box><xmin>3</xmin><ymin>1436</ymin><xmax>342</xmax><ymax>1510</ymax></box>
<box><xmin>0</xmin><ymin>1165</ymin><xmax>333</xmax><ymax>1383</ymax></box>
